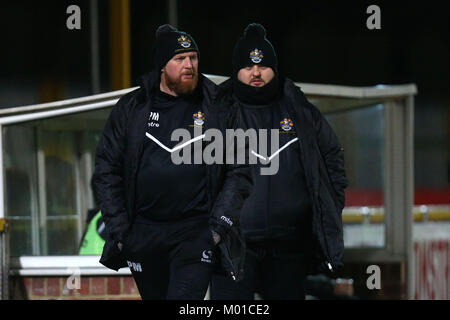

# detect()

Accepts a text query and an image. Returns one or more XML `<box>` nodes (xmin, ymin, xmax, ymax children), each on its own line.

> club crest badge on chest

<box><xmin>193</xmin><ymin>111</ymin><xmax>205</xmax><ymax>126</ymax></box>
<box><xmin>280</xmin><ymin>118</ymin><xmax>293</xmax><ymax>131</ymax></box>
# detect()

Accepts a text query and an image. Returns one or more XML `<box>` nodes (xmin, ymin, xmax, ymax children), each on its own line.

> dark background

<box><xmin>0</xmin><ymin>0</ymin><xmax>449</xmax><ymax>191</ymax></box>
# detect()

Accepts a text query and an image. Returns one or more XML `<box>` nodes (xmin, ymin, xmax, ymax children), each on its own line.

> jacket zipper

<box><xmin>131</xmin><ymin>100</ymin><xmax>153</xmax><ymax>219</ymax></box>
<box><xmin>218</xmin><ymin>242</ymin><xmax>237</xmax><ymax>281</ymax></box>
<box><xmin>203</xmin><ymin>103</ymin><xmax>215</xmax><ymax>213</ymax></box>
<box><xmin>297</xmin><ymin>132</ymin><xmax>334</xmax><ymax>273</ymax></box>
<box><xmin>286</xmin><ymin>95</ymin><xmax>335</xmax><ymax>273</ymax></box>
<box><xmin>318</xmin><ymin>201</ymin><xmax>334</xmax><ymax>273</ymax></box>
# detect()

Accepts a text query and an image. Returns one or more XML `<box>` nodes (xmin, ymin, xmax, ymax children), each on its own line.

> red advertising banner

<box><xmin>414</xmin><ymin>240</ymin><xmax>450</xmax><ymax>300</ymax></box>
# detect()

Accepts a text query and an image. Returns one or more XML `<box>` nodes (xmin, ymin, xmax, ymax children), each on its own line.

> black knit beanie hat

<box><xmin>153</xmin><ymin>24</ymin><xmax>200</xmax><ymax>71</ymax></box>
<box><xmin>232</xmin><ymin>23</ymin><xmax>278</xmax><ymax>75</ymax></box>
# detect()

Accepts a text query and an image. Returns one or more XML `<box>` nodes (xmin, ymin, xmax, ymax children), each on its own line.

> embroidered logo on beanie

<box><xmin>177</xmin><ymin>35</ymin><xmax>192</xmax><ymax>48</ymax></box>
<box><xmin>250</xmin><ymin>48</ymin><xmax>264</xmax><ymax>63</ymax></box>
<box><xmin>232</xmin><ymin>23</ymin><xmax>278</xmax><ymax>75</ymax></box>
<box><xmin>153</xmin><ymin>24</ymin><xmax>199</xmax><ymax>71</ymax></box>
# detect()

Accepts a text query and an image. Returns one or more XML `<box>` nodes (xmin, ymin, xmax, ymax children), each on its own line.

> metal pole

<box><xmin>0</xmin><ymin>228</ymin><xmax>6</xmax><ymax>299</ymax></box>
<box><xmin>405</xmin><ymin>95</ymin><xmax>415</xmax><ymax>300</ymax></box>
<box><xmin>110</xmin><ymin>0</ymin><xmax>131</xmax><ymax>90</ymax></box>
<box><xmin>384</xmin><ymin>98</ymin><xmax>415</xmax><ymax>299</ymax></box>
<box><xmin>90</xmin><ymin>0</ymin><xmax>100</xmax><ymax>94</ymax></box>
<box><xmin>37</xmin><ymin>130</ymin><xmax>47</xmax><ymax>256</ymax></box>
<box><xmin>0</xmin><ymin>124</ymin><xmax>9</xmax><ymax>299</ymax></box>
<box><xmin>74</xmin><ymin>134</ymin><xmax>84</xmax><ymax>244</ymax></box>
<box><xmin>0</xmin><ymin>124</ymin><xmax>4</xmax><ymax>221</ymax></box>
<box><xmin>168</xmin><ymin>0</ymin><xmax>178</xmax><ymax>28</ymax></box>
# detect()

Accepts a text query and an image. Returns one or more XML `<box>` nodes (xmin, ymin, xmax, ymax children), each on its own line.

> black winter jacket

<box><xmin>217</xmin><ymin>77</ymin><xmax>348</xmax><ymax>275</ymax></box>
<box><xmin>92</xmin><ymin>71</ymin><xmax>253</xmax><ymax>281</ymax></box>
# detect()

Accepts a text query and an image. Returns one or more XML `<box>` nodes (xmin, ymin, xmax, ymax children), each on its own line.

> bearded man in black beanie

<box><xmin>210</xmin><ymin>23</ymin><xmax>348</xmax><ymax>300</ymax></box>
<box><xmin>93</xmin><ymin>24</ymin><xmax>252</xmax><ymax>299</ymax></box>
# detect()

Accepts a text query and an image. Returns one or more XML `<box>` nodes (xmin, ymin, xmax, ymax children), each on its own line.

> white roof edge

<box><xmin>0</xmin><ymin>86</ymin><xmax>138</xmax><ymax>117</ymax></box>
<box><xmin>0</xmin><ymin>74</ymin><xmax>417</xmax><ymax>117</ymax></box>
<box><xmin>11</xmin><ymin>255</ymin><xmax>105</xmax><ymax>268</ymax></box>
<box><xmin>204</xmin><ymin>74</ymin><xmax>418</xmax><ymax>98</ymax></box>
<box><xmin>9</xmin><ymin>256</ymin><xmax>131</xmax><ymax>276</ymax></box>
<box><xmin>10</xmin><ymin>268</ymin><xmax>132</xmax><ymax>276</ymax></box>
<box><xmin>0</xmin><ymin>99</ymin><xmax>118</xmax><ymax>125</ymax></box>
<box><xmin>294</xmin><ymin>82</ymin><xmax>418</xmax><ymax>98</ymax></box>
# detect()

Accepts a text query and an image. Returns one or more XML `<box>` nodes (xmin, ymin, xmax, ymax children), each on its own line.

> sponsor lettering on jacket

<box><xmin>220</xmin><ymin>215</ymin><xmax>233</xmax><ymax>226</ymax></box>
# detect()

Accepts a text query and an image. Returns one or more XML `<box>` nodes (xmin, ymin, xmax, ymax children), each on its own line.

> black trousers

<box><xmin>210</xmin><ymin>240</ymin><xmax>307</xmax><ymax>300</ymax></box>
<box><xmin>121</xmin><ymin>215</ymin><xmax>216</xmax><ymax>300</ymax></box>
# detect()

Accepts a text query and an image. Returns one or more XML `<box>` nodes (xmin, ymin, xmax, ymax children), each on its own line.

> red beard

<box><xmin>165</xmin><ymin>70</ymin><xmax>199</xmax><ymax>95</ymax></box>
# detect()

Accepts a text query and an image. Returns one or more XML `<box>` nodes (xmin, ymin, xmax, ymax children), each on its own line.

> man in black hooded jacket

<box><xmin>210</xmin><ymin>23</ymin><xmax>348</xmax><ymax>300</ymax></box>
<box><xmin>92</xmin><ymin>24</ymin><xmax>252</xmax><ymax>300</ymax></box>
